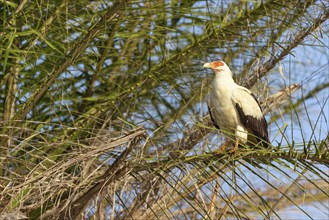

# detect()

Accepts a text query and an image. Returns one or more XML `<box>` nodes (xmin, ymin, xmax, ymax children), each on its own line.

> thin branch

<box><xmin>11</xmin><ymin>0</ymin><xmax>131</xmax><ymax>123</ymax></box>
<box><xmin>132</xmin><ymin>149</ymin><xmax>329</xmax><ymax>174</ymax></box>
<box><xmin>244</xmin><ymin>10</ymin><xmax>329</xmax><ymax>88</ymax></box>
<box><xmin>60</xmin><ymin>136</ymin><xmax>140</xmax><ymax>219</ymax></box>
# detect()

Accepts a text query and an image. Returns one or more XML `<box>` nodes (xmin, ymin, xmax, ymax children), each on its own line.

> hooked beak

<box><xmin>203</xmin><ymin>62</ymin><xmax>212</xmax><ymax>69</ymax></box>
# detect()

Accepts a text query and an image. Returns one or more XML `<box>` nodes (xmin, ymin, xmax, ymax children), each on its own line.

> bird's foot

<box><xmin>228</xmin><ymin>147</ymin><xmax>237</xmax><ymax>154</ymax></box>
<box><xmin>228</xmin><ymin>141</ymin><xmax>239</xmax><ymax>154</ymax></box>
<box><xmin>214</xmin><ymin>141</ymin><xmax>231</xmax><ymax>154</ymax></box>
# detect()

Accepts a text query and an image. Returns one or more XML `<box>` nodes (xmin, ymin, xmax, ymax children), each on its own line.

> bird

<box><xmin>203</xmin><ymin>60</ymin><xmax>269</xmax><ymax>152</ymax></box>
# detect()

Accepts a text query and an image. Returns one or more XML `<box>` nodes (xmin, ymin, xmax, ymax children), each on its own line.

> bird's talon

<box><xmin>228</xmin><ymin>147</ymin><xmax>237</xmax><ymax>154</ymax></box>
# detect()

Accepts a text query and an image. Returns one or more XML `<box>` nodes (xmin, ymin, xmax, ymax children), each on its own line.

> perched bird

<box><xmin>203</xmin><ymin>60</ymin><xmax>269</xmax><ymax>151</ymax></box>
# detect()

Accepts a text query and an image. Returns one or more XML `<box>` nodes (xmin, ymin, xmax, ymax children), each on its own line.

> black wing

<box><xmin>234</xmin><ymin>93</ymin><xmax>269</xmax><ymax>148</ymax></box>
<box><xmin>208</xmin><ymin>105</ymin><xmax>220</xmax><ymax>130</ymax></box>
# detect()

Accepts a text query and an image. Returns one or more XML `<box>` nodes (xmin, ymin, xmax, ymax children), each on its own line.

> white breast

<box><xmin>208</xmin><ymin>76</ymin><xmax>248</xmax><ymax>143</ymax></box>
<box><xmin>208</xmin><ymin>80</ymin><xmax>239</xmax><ymax>130</ymax></box>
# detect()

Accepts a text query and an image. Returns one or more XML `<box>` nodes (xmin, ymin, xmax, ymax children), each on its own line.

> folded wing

<box><xmin>232</xmin><ymin>87</ymin><xmax>269</xmax><ymax>147</ymax></box>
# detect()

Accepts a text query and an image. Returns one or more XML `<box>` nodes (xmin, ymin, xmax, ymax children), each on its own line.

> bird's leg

<box><xmin>215</xmin><ymin>140</ymin><xmax>231</xmax><ymax>154</ymax></box>
<box><xmin>229</xmin><ymin>140</ymin><xmax>239</xmax><ymax>154</ymax></box>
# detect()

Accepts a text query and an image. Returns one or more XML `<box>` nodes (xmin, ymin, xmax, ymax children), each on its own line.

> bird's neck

<box><xmin>214</xmin><ymin>71</ymin><xmax>235</xmax><ymax>85</ymax></box>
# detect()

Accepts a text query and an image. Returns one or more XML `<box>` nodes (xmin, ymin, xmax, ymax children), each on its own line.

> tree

<box><xmin>0</xmin><ymin>0</ymin><xmax>328</xmax><ymax>219</ymax></box>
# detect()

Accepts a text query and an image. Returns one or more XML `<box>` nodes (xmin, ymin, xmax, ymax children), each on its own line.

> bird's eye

<box><xmin>212</xmin><ymin>61</ymin><xmax>224</xmax><ymax>67</ymax></box>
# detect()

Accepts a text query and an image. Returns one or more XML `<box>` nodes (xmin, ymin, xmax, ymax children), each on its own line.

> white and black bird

<box><xmin>203</xmin><ymin>60</ymin><xmax>269</xmax><ymax>151</ymax></box>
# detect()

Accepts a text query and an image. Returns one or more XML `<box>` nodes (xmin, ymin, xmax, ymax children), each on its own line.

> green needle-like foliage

<box><xmin>0</xmin><ymin>0</ymin><xmax>328</xmax><ymax>219</ymax></box>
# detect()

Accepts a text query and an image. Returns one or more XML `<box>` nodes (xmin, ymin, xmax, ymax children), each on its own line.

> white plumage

<box><xmin>204</xmin><ymin>60</ymin><xmax>269</xmax><ymax>150</ymax></box>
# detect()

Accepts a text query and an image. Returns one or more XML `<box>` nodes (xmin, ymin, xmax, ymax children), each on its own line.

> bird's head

<box><xmin>203</xmin><ymin>61</ymin><xmax>232</xmax><ymax>77</ymax></box>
